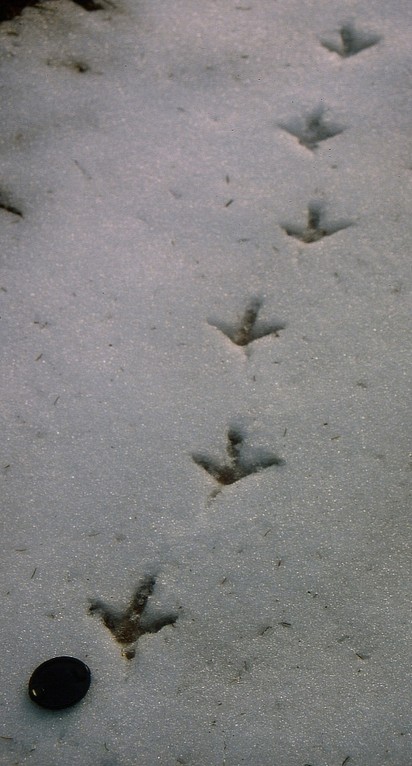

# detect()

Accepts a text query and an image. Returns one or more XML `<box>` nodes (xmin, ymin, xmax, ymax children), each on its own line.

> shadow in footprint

<box><xmin>0</xmin><ymin>0</ymin><xmax>106</xmax><ymax>20</ymax></box>
<box><xmin>0</xmin><ymin>0</ymin><xmax>38</xmax><ymax>20</ymax></box>
<box><xmin>282</xmin><ymin>200</ymin><xmax>352</xmax><ymax>244</ymax></box>
<box><xmin>193</xmin><ymin>425</ymin><xmax>284</xmax><ymax>487</ymax></box>
<box><xmin>47</xmin><ymin>57</ymin><xmax>91</xmax><ymax>74</ymax></box>
<box><xmin>320</xmin><ymin>23</ymin><xmax>381</xmax><ymax>57</ymax></box>
<box><xmin>0</xmin><ymin>189</ymin><xmax>23</xmax><ymax>218</ymax></box>
<box><xmin>208</xmin><ymin>297</ymin><xmax>284</xmax><ymax>352</ymax></box>
<box><xmin>89</xmin><ymin>575</ymin><xmax>178</xmax><ymax>659</ymax></box>
<box><xmin>72</xmin><ymin>0</ymin><xmax>106</xmax><ymax>9</ymax></box>
<box><xmin>279</xmin><ymin>105</ymin><xmax>345</xmax><ymax>150</ymax></box>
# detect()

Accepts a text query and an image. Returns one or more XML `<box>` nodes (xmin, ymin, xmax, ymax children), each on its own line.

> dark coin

<box><xmin>28</xmin><ymin>656</ymin><xmax>91</xmax><ymax>710</ymax></box>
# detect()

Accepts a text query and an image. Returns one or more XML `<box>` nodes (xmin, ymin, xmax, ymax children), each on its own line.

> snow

<box><xmin>0</xmin><ymin>1</ymin><xmax>411</xmax><ymax>764</ymax></box>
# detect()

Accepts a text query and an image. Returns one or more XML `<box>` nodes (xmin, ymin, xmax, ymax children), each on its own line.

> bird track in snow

<box><xmin>281</xmin><ymin>200</ymin><xmax>352</xmax><ymax>244</ymax></box>
<box><xmin>320</xmin><ymin>23</ymin><xmax>381</xmax><ymax>57</ymax></box>
<box><xmin>208</xmin><ymin>297</ymin><xmax>285</xmax><ymax>352</ymax></box>
<box><xmin>89</xmin><ymin>575</ymin><xmax>178</xmax><ymax>659</ymax></box>
<box><xmin>193</xmin><ymin>425</ymin><xmax>284</xmax><ymax>487</ymax></box>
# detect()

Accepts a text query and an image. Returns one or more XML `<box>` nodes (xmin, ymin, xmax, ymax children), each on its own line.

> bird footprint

<box><xmin>89</xmin><ymin>575</ymin><xmax>177</xmax><ymax>659</ymax></box>
<box><xmin>193</xmin><ymin>425</ymin><xmax>284</xmax><ymax>486</ymax></box>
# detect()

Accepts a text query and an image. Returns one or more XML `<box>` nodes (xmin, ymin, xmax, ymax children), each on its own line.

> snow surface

<box><xmin>0</xmin><ymin>1</ymin><xmax>411</xmax><ymax>764</ymax></box>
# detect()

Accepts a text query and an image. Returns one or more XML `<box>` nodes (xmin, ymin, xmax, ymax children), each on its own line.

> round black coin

<box><xmin>28</xmin><ymin>656</ymin><xmax>91</xmax><ymax>710</ymax></box>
